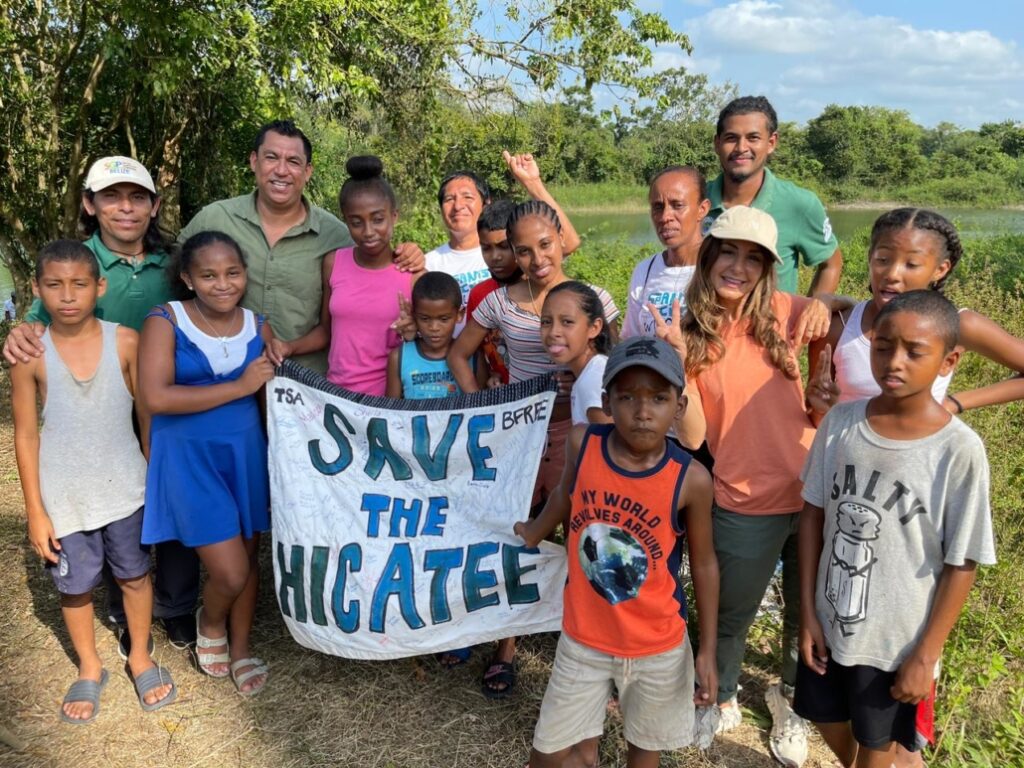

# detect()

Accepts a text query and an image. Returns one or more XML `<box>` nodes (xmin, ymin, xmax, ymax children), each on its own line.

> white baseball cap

<box><xmin>84</xmin><ymin>156</ymin><xmax>156</xmax><ymax>194</ymax></box>
<box><xmin>707</xmin><ymin>205</ymin><xmax>781</xmax><ymax>263</ymax></box>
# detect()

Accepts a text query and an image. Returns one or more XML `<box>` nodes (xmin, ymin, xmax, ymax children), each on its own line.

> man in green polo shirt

<box><xmin>178</xmin><ymin>120</ymin><xmax>422</xmax><ymax>372</ymax></box>
<box><xmin>5</xmin><ymin>156</ymin><xmax>172</xmax><ymax>340</ymax></box>
<box><xmin>705</xmin><ymin>96</ymin><xmax>843</xmax><ymax>296</ymax></box>
<box><xmin>2</xmin><ymin>155</ymin><xmax>202</xmax><ymax>655</ymax></box>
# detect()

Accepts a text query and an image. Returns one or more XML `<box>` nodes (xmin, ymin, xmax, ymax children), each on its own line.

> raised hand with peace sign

<box><xmin>646</xmin><ymin>298</ymin><xmax>688</xmax><ymax>364</ymax></box>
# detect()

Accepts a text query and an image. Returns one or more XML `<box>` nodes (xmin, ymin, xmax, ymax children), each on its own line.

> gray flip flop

<box><xmin>132</xmin><ymin>665</ymin><xmax>178</xmax><ymax>713</ymax></box>
<box><xmin>59</xmin><ymin>669</ymin><xmax>109</xmax><ymax>725</ymax></box>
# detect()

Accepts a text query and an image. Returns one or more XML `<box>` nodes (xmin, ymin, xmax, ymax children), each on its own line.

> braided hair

<box><xmin>869</xmin><ymin>208</ymin><xmax>963</xmax><ymax>291</ymax></box>
<box><xmin>506</xmin><ymin>200</ymin><xmax>562</xmax><ymax>241</ymax></box>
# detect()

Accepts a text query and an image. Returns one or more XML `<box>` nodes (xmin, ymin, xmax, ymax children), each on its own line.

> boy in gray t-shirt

<box><xmin>796</xmin><ymin>290</ymin><xmax>996</xmax><ymax>766</ymax></box>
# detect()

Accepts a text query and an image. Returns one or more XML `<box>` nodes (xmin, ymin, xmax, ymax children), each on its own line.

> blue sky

<box><xmin>636</xmin><ymin>0</ymin><xmax>1024</xmax><ymax>127</ymax></box>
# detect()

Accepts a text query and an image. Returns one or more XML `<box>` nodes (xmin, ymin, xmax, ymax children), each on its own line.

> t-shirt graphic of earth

<box><xmin>578</xmin><ymin>524</ymin><xmax>649</xmax><ymax>605</ymax></box>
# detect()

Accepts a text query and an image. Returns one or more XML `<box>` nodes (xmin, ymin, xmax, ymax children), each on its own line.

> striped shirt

<box><xmin>472</xmin><ymin>284</ymin><xmax>619</xmax><ymax>405</ymax></box>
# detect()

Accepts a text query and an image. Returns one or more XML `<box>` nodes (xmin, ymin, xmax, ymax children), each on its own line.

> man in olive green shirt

<box><xmin>178</xmin><ymin>120</ymin><xmax>352</xmax><ymax>372</ymax></box>
<box><xmin>704</xmin><ymin>96</ymin><xmax>843</xmax><ymax>296</ymax></box>
<box><xmin>180</xmin><ymin>120</ymin><xmax>423</xmax><ymax>372</ymax></box>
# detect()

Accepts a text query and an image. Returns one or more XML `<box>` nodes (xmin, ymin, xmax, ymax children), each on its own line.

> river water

<box><xmin>2</xmin><ymin>207</ymin><xmax>1020</xmax><ymax>302</ymax></box>
<box><xmin>571</xmin><ymin>206</ymin><xmax>1024</xmax><ymax>249</ymax></box>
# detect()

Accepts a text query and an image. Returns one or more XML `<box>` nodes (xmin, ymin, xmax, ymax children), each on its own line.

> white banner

<box><xmin>268</xmin><ymin>362</ymin><xmax>567</xmax><ymax>660</ymax></box>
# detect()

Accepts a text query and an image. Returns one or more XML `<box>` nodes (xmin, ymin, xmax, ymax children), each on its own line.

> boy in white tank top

<box><xmin>11</xmin><ymin>240</ymin><xmax>177</xmax><ymax>724</ymax></box>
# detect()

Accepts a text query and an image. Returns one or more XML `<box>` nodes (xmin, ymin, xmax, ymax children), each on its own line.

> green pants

<box><xmin>713</xmin><ymin>505</ymin><xmax>801</xmax><ymax>704</ymax></box>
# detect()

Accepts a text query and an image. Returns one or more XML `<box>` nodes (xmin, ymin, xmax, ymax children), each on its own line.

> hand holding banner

<box><xmin>269</xmin><ymin>362</ymin><xmax>567</xmax><ymax>660</ymax></box>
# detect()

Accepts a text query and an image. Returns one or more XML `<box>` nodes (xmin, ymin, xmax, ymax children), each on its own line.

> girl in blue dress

<box><xmin>139</xmin><ymin>231</ymin><xmax>275</xmax><ymax>696</ymax></box>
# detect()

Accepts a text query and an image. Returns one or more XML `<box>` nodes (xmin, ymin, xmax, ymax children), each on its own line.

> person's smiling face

<box><xmin>714</xmin><ymin>112</ymin><xmax>777</xmax><ymax>184</ymax></box>
<box><xmin>249</xmin><ymin>130</ymin><xmax>313</xmax><ymax>211</ymax></box>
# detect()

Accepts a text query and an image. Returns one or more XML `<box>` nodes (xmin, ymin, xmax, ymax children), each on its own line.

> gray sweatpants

<box><xmin>713</xmin><ymin>505</ymin><xmax>801</xmax><ymax>704</ymax></box>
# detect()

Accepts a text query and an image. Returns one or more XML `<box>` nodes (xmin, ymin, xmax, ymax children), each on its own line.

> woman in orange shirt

<box><xmin>655</xmin><ymin>205</ymin><xmax>832</xmax><ymax>768</ymax></box>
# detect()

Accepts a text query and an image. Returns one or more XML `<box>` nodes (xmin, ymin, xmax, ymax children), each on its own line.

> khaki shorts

<box><xmin>532</xmin><ymin>633</ymin><xmax>696</xmax><ymax>754</ymax></box>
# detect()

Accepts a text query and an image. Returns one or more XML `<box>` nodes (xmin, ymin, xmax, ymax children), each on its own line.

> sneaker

<box><xmin>693</xmin><ymin>704</ymin><xmax>722</xmax><ymax>749</ymax></box>
<box><xmin>764</xmin><ymin>683</ymin><xmax>809</xmax><ymax>767</ymax></box>
<box><xmin>162</xmin><ymin>614</ymin><xmax>198</xmax><ymax>650</ymax></box>
<box><xmin>715</xmin><ymin>696</ymin><xmax>743</xmax><ymax>733</ymax></box>
<box><xmin>115</xmin><ymin>624</ymin><xmax>155</xmax><ymax>660</ymax></box>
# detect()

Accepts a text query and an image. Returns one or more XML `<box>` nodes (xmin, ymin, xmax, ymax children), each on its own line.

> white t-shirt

<box><xmin>623</xmin><ymin>251</ymin><xmax>696</xmax><ymax>338</ymax></box>
<box><xmin>571</xmin><ymin>355</ymin><xmax>608</xmax><ymax>425</ymax></box>
<box><xmin>425</xmin><ymin>243</ymin><xmax>491</xmax><ymax>336</ymax></box>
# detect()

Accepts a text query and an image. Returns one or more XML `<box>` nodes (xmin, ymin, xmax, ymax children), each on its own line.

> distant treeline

<box><xmin>307</xmin><ymin>71</ymin><xmax>1024</xmax><ymax>218</ymax></box>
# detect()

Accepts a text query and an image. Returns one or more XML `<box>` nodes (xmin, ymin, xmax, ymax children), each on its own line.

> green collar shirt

<box><xmin>178</xmin><ymin>192</ymin><xmax>352</xmax><ymax>371</ymax></box>
<box><xmin>26</xmin><ymin>231</ymin><xmax>170</xmax><ymax>331</ymax></box>
<box><xmin>705</xmin><ymin>168</ymin><xmax>838</xmax><ymax>293</ymax></box>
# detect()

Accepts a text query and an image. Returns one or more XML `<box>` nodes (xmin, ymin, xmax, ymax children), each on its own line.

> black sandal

<box><xmin>481</xmin><ymin>659</ymin><xmax>516</xmax><ymax>699</ymax></box>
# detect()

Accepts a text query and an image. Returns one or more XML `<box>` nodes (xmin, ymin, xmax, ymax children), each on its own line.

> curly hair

<box><xmin>681</xmin><ymin>236</ymin><xmax>798</xmax><ymax>379</ymax></box>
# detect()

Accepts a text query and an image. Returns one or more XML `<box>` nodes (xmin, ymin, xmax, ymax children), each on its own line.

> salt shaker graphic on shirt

<box><xmin>825</xmin><ymin>501</ymin><xmax>882</xmax><ymax>636</ymax></box>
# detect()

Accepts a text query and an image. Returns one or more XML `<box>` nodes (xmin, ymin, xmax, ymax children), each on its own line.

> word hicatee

<box><xmin>277</xmin><ymin>540</ymin><xmax>542</xmax><ymax>634</ymax></box>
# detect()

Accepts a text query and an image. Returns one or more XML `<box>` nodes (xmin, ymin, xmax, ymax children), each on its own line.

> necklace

<box><xmin>192</xmin><ymin>300</ymin><xmax>238</xmax><ymax>358</ymax></box>
<box><xmin>526</xmin><ymin>280</ymin><xmax>541</xmax><ymax>316</ymax></box>
<box><xmin>525</xmin><ymin>275</ymin><xmax>566</xmax><ymax>316</ymax></box>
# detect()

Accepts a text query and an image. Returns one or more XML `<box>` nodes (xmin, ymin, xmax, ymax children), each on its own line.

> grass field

<box><xmin>1</xmin><ymin>229</ymin><xmax>1022</xmax><ymax>767</ymax></box>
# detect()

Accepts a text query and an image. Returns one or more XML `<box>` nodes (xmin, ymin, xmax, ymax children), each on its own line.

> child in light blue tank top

<box><xmin>386</xmin><ymin>272</ymin><xmax>467</xmax><ymax>399</ymax></box>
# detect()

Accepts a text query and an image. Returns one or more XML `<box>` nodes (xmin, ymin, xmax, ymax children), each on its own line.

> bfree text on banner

<box><xmin>268</xmin><ymin>361</ymin><xmax>568</xmax><ymax>660</ymax></box>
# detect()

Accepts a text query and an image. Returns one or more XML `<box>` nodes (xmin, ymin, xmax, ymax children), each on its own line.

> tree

<box><xmin>805</xmin><ymin>105</ymin><xmax>923</xmax><ymax>190</ymax></box>
<box><xmin>0</xmin><ymin>0</ymin><xmax>686</xmax><ymax>297</ymax></box>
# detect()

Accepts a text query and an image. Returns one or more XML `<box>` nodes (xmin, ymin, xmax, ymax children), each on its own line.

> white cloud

<box><xmin>684</xmin><ymin>0</ymin><xmax>1024</xmax><ymax>125</ymax></box>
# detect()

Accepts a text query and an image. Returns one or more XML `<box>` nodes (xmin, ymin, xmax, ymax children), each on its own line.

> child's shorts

<box><xmin>532</xmin><ymin>633</ymin><xmax>696</xmax><ymax>754</ymax></box>
<box><xmin>794</xmin><ymin>654</ymin><xmax>934</xmax><ymax>752</ymax></box>
<box><xmin>531</xmin><ymin>418</ymin><xmax>571</xmax><ymax>510</ymax></box>
<box><xmin>47</xmin><ymin>507</ymin><xmax>150</xmax><ymax>595</ymax></box>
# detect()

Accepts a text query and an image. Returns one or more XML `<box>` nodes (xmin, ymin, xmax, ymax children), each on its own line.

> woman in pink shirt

<box><xmin>274</xmin><ymin>155</ymin><xmax>419</xmax><ymax>395</ymax></box>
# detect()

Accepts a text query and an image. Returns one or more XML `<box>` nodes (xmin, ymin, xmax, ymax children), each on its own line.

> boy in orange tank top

<box><xmin>515</xmin><ymin>336</ymin><xmax>720</xmax><ymax>767</ymax></box>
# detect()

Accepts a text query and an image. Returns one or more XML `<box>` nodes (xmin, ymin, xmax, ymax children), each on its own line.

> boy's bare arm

<box><xmin>892</xmin><ymin>562</ymin><xmax>977</xmax><ymax>704</ymax></box>
<box><xmin>10</xmin><ymin>358</ymin><xmax>59</xmax><ymax>563</ymax></box>
<box><xmin>798</xmin><ymin>501</ymin><xmax>828</xmax><ymax>673</ymax></box>
<box><xmin>119</xmin><ymin>326</ymin><xmax>151</xmax><ymax>458</ymax></box>
<box><xmin>680</xmin><ymin>461</ymin><xmax>719</xmax><ymax>705</ymax></box>
<box><xmin>514</xmin><ymin>425</ymin><xmax>585</xmax><ymax>547</ymax></box>
<box><xmin>385</xmin><ymin>346</ymin><xmax>403</xmax><ymax>398</ymax></box>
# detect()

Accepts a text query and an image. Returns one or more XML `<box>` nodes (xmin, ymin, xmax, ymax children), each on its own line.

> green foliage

<box><xmin>563</xmin><ymin>236</ymin><xmax>650</xmax><ymax>309</ymax></box>
<box><xmin>805</xmin><ymin>105</ymin><xmax>925</xmax><ymax>190</ymax></box>
<box><xmin>1</xmin><ymin>0</ymin><xmax>684</xmax><ymax>290</ymax></box>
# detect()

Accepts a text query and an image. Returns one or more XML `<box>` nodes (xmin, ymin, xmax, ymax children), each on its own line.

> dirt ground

<box><xmin>0</xmin><ymin>418</ymin><xmax>840</xmax><ymax>768</ymax></box>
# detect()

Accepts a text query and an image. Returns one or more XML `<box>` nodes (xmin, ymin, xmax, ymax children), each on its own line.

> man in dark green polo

<box><xmin>2</xmin><ymin>155</ymin><xmax>202</xmax><ymax>654</ymax></box>
<box><xmin>704</xmin><ymin>96</ymin><xmax>843</xmax><ymax>296</ymax></box>
<box><xmin>6</xmin><ymin>156</ymin><xmax>171</xmax><ymax>338</ymax></box>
